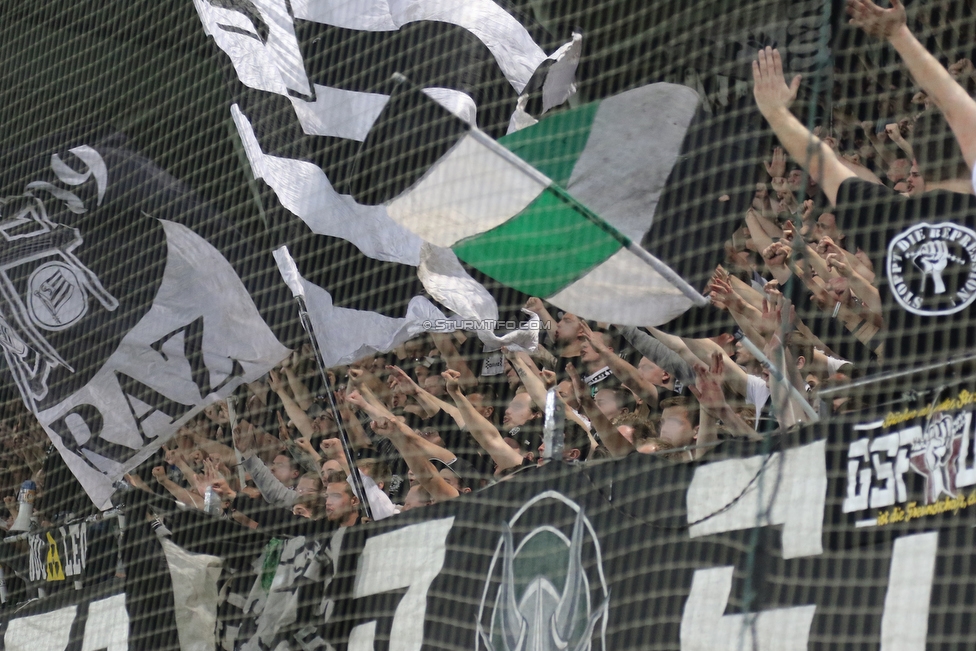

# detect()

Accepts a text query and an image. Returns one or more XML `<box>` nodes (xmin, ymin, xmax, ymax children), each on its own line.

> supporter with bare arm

<box><xmin>566</xmin><ymin>363</ymin><xmax>632</xmax><ymax>458</ymax></box>
<box><xmin>753</xmin><ymin>48</ymin><xmax>857</xmax><ymax>206</ymax></box>
<box><xmin>848</xmin><ymin>0</ymin><xmax>976</xmax><ymax>172</ymax></box>
<box><xmin>524</xmin><ymin>297</ymin><xmax>557</xmax><ymax>344</ymax></box>
<box><xmin>760</xmin><ymin>299</ymin><xmax>814</xmax><ymax>428</ymax></box>
<box><xmin>190</xmin><ymin>431</ymin><xmax>237</xmax><ymax>472</ymax></box>
<box><xmin>503</xmin><ymin>349</ymin><xmax>592</xmax><ymax>433</ymax></box>
<box><xmin>440</xmin><ymin>370</ymin><xmax>522</xmax><ymax>473</ymax></box>
<box><xmin>744</xmin><ymin>208</ymin><xmax>782</xmax><ymax>256</ymax></box>
<box><xmin>817</xmin><ymin>234</ymin><xmax>875</xmax><ymax>284</ymax></box>
<box><xmin>690</xmin><ymin>354</ymin><xmax>762</xmax><ymax>443</ymax></box>
<box><xmin>826</xmin><ymin>252</ymin><xmax>883</xmax><ymax>323</ymax></box>
<box><xmin>343</xmin><ymin>389</ymin><xmax>461</xmax><ymax>503</ymax></box>
<box><xmin>726</xmin><ymin>273</ymin><xmax>765</xmax><ymax>311</ymax></box>
<box><xmin>708</xmin><ymin>272</ymin><xmax>766</xmax><ymax>347</ymax></box>
<box><xmin>371</xmin><ymin>417</ymin><xmax>461</xmax><ymax>503</ymax></box>
<box><xmin>330</xmin><ymin>387</ymin><xmax>372</xmax><ymax>450</ymax></box>
<box><xmin>162</xmin><ymin>445</ymin><xmax>209</xmax><ymax>496</ymax></box>
<box><xmin>152</xmin><ymin>465</ymin><xmax>204</xmax><ymax>510</ymax></box>
<box><xmin>387</xmin><ymin>364</ymin><xmax>462</xmax><ymax>424</ymax></box>
<box><xmin>430</xmin><ymin>332</ymin><xmax>477</xmax><ymax>390</ymax></box>
<box><xmin>346</xmin><ymin>386</ymin><xmax>457</xmax><ymax>466</ymax></box>
<box><xmin>282</xmin><ymin>362</ymin><xmax>313</xmax><ymax>411</ymax></box>
<box><xmin>646</xmin><ymin>327</ymin><xmax>773</xmax><ymax>422</ymax></box>
<box><xmin>578</xmin><ymin>321</ymin><xmax>660</xmax><ymax>410</ymax></box>
<box><xmin>269</xmin><ymin>369</ymin><xmax>316</xmax><ymax>441</ymax></box>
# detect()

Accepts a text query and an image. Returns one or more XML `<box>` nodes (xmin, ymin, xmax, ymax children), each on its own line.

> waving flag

<box><xmin>385</xmin><ymin>82</ymin><xmax>705</xmax><ymax>325</ymax></box>
<box><xmin>0</xmin><ymin>135</ymin><xmax>292</xmax><ymax>508</ymax></box>
<box><xmin>193</xmin><ymin>0</ymin><xmax>579</xmax><ymax>345</ymax></box>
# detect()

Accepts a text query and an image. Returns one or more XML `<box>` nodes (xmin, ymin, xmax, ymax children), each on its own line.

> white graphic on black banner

<box><xmin>476</xmin><ymin>492</ymin><xmax>608</xmax><ymax>651</ymax></box>
<box><xmin>0</xmin><ymin>190</ymin><xmax>118</xmax><ymax>406</ymax></box>
<box><xmin>35</xmin><ymin>219</ymin><xmax>287</xmax><ymax>509</ymax></box>
<box><xmin>886</xmin><ymin>221</ymin><xmax>976</xmax><ymax>316</ymax></box>
<box><xmin>844</xmin><ymin>411</ymin><xmax>976</xmax><ymax>522</ymax></box>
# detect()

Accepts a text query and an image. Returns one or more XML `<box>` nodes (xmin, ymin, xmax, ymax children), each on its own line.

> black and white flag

<box><xmin>0</xmin><ymin>135</ymin><xmax>290</xmax><ymax>508</ymax></box>
<box><xmin>192</xmin><ymin>0</ymin><xmax>578</xmax><ymax>353</ymax></box>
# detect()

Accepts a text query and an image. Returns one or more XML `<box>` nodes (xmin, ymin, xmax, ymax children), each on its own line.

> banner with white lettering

<box><xmin>0</xmin><ymin>137</ymin><xmax>289</xmax><ymax>509</ymax></box>
<box><xmin>83</xmin><ymin>418</ymin><xmax>976</xmax><ymax>650</ymax></box>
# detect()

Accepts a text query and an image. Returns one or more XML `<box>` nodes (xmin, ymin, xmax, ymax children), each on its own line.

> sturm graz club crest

<box><xmin>886</xmin><ymin>221</ymin><xmax>976</xmax><ymax>316</ymax></box>
<box><xmin>0</xmin><ymin>140</ymin><xmax>167</xmax><ymax>413</ymax></box>
<box><xmin>476</xmin><ymin>491</ymin><xmax>608</xmax><ymax>651</ymax></box>
<box><xmin>0</xmin><ymin>161</ymin><xmax>117</xmax><ymax>407</ymax></box>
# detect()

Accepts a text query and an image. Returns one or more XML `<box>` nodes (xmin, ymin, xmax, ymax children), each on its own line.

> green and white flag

<box><xmin>391</xmin><ymin>83</ymin><xmax>706</xmax><ymax>327</ymax></box>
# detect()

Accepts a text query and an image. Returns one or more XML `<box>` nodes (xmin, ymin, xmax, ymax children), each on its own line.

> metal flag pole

<box><xmin>272</xmin><ymin>246</ymin><xmax>374</xmax><ymax>521</ymax></box>
<box><xmin>541</xmin><ymin>387</ymin><xmax>565</xmax><ymax>463</ymax></box>
<box><xmin>735</xmin><ymin>333</ymin><xmax>819</xmax><ymax>423</ymax></box>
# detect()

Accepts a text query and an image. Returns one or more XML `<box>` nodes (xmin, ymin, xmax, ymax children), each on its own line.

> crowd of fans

<box><xmin>0</xmin><ymin>0</ymin><xmax>975</xmax><ymax>606</ymax></box>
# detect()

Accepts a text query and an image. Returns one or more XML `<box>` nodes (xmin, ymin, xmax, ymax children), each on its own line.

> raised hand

<box><xmin>347</xmin><ymin>368</ymin><xmax>364</xmax><ymax>387</ymax></box>
<box><xmin>345</xmin><ymin>389</ymin><xmax>368</xmax><ymax>410</ymax></box>
<box><xmin>579</xmin><ymin>321</ymin><xmax>610</xmax><ymax>355</ymax></box>
<box><xmin>762</xmin><ymin>241</ymin><xmax>792</xmax><ymax>267</ymax></box>
<box><xmin>152</xmin><ymin>466</ymin><xmax>167</xmax><ymax>482</ymax></box>
<box><xmin>232</xmin><ymin>420</ymin><xmax>255</xmax><ymax>453</ymax></box>
<box><xmin>540</xmin><ymin>369</ymin><xmax>557</xmax><ymax>388</ymax></box>
<box><xmin>441</xmin><ymin>369</ymin><xmax>463</xmax><ymax>395</ymax></box>
<box><xmin>565</xmin><ymin>362</ymin><xmax>587</xmax><ymax>402</ymax></box>
<box><xmin>276</xmin><ymin>411</ymin><xmax>291</xmax><ymax>442</ymax></box>
<box><xmin>825</xmin><ymin>252</ymin><xmax>853</xmax><ymax>278</ymax></box>
<box><xmin>781</xmin><ymin>220</ymin><xmax>796</xmax><ymax>243</ymax></box>
<box><xmin>386</xmin><ymin>365</ymin><xmax>418</xmax><ymax>395</ymax></box>
<box><xmin>370</xmin><ymin>417</ymin><xmax>398</xmax><ymax>437</ymax></box>
<box><xmin>765</xmin><ymin>147</ymin><xmax>787</xmax><ymax>178</ymax></box>
<box><xmin>846</xmin><ymin>0</ymin><xmax>906</xmax><ymax>40</ymax></box>
<box><xmin>690</xmin><ymin>353</ymin><xmax>729</xmax><ymax>414</ymax></box>
<box><xmin>524</xmin><ymin>296</ymin><xmax>546</xmax><ymax>315</ymax></box>
<box><xmin>817</xmin><ymin>235</ymin><xmax>844</xmax><ymax>259</ymax></box>
<box><xmin>753</xmin><ymin>47</ymin><xmax>801</xmax><ymax>116</ymax></box>
<box><xmin>320</xmin><ymin>437</ymin><xmax>343</xmax><ymax>460</ymax></box>
<box><xmin>268</xmin><ymin>369</ymin><xmax>285</xmax><ymax>393</ymax></box>
<box><xmin>708</xmin><ymin>276</ymin><xmax>739</xmax><ymax>312</ymax></box>
<box><xmin>949</xmin><ymin>58</ymin><xmax>975</xmax><ymax>81</ymax></box>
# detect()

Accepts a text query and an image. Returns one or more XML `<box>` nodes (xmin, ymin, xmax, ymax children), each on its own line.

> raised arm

<box><xmin>744</xmin><ymin>207</ymin><xmax>781</xmax><ymax>255</ymax></box>
<box><xmin>753</xmin><ymin>47</ymin><xmax>857</xmax><ymax>206</ymax></box>
<box><xmin>505</xmin><ymin>350</ymin><xmax>591</xmax><ymax>431</ymax></box>
<box><xmin>373</xmin><ymin>418</ymin><xmax>460</xmax><ymax>503</ymax></box>
<box><xmin>442</xmin><ymin>370</ymin><xmax>523</xmax><ymax>473</ymax></box>
<box><xmin>709</xmin><ymin>274</ymin><xmax>766</xmax><ymax>349</ymax></box>
<box><xmin>848</xmin><ymin>0</ymin><xmax>976</xmax><ymax>168</ymax></box>
<box><xmin>689</xmin><ymin>356</ymin><xmax>762</xmax><ymax>442</ymax></box>
<box><xmin>151</xmin><ymin>466</ymin><xmax>204</xmax><ymax>510</ymax></box>
<box><xmin>387</xmin><ymin>364</ymin><xmax>462</xmax><ymax>424</ymax></box>
<box><xmin>525</xmin><ymin>297</ymin><xmax>557</xmax><ymax>345</ymax></box>
<box><xmin>430</xmin><ymin>332</ymin><xmax>477</xmax><ymax>390</ymax></box>
<box><xmin>826</xmin><ymin>253</ymin><xmax>883</xmax><ymax>324</ymax></box>
<box><xmin>567</xmin><ymin>363</ymin><xmax>632</xmax><ymax>458</ymax></box>
<box><xmin>283</xmin><ymin>365</ymin><xmax>313</xmax><ymax>411</ymax></box>
<box><xmin>579</xmin><ymin>322</ymin><xmax>659</xmax><ymax>409</ymax></box>
<box><xmin>616</xmin><ymin>326</ymin><xmax>697</xmax><ymax>386</ymax></box>
<box><xmin>269</xmin><ymin>370</ymin><xmax>315</xmax><ymax>440</ymax></box>
<box><xmin>648</xmin><ymin>328</ymin><xmax>752</xmax><ymax>399</ymax></box>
